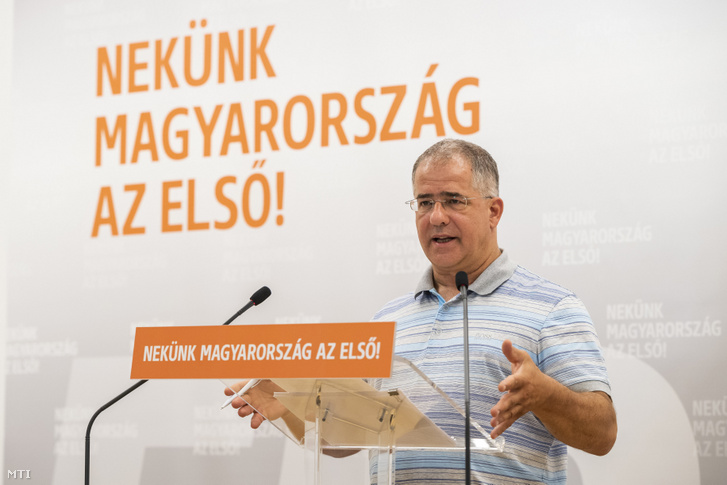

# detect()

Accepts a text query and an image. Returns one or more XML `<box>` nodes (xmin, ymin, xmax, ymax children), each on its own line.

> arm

<box><xmin>490</xmin><ymin>340</ymin><xmax>617</xmax><ymax>456</ymax></box>
<box><xmin>225</xmin><ymin>380</ymin><xmax>305</xmax><ymax>438</ymax></box>
<box><xmin>224</xmin><ymin>381</ymin><xmax>358</xmax><ymax>458</ymax></box>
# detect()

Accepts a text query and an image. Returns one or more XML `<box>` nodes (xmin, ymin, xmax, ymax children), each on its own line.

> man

<box><xmin>229</xmin><ymin>139</ymin><xmax>616</xmax><ymax>484</ymax></box>
<box><xmin>368</xmin><ymin>138</ymin><xmax>616</xmax><ymax>483</ymax></box>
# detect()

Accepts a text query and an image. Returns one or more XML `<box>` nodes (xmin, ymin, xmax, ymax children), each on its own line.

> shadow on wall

<box><xmin>570</xmin><ymin>351</ymin><xmax>699</xmax><ymax>484</ymax></box>
<box><xmin>139</xmin><ymin>437</ymin><xmax>284</xmax><ymax>484</ymax></box>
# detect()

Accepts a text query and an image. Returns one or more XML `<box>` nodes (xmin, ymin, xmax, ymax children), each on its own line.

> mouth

<box><xmin>432</xmin><ymin>236</ymin><xmax>455</xmax><ymax>244</ymax></box>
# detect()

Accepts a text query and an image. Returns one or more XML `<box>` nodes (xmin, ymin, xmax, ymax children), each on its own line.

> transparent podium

<box><xmin>224</xmin><ymin>356</ymin><xmax>504</xmax><ymax>485</ymax></box>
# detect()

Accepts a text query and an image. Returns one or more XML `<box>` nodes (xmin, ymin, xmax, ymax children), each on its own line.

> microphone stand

<box><xmin>84</xmin><ymin>286</ymin><xmax>271</xmax><ymax>485</ymax></box>
<box><xmin>84</xmin><ymin>380</ymin><xmax>147</xmax><ymax>485</ymax></box>
<box><xmin>456</xmin><ymin>271</ymin><xmax>471</xmax><ymax>485</ymax></box>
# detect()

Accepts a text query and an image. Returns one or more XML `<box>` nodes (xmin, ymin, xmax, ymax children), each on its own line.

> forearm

<box><xmin>280</xmin><ymin>410</ymin><xmax>306</xmax><ymax>442</ymax></box>
<box><xmin>533</xmin><ymin>377</ymin><xmax>617</xmax><ymax>455</ymax></box>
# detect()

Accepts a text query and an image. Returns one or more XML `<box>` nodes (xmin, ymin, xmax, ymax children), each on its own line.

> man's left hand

<box><xmin>489</xmin><ymin>339</ymin><xmax>555</xmax><ymax>439</ymax></box>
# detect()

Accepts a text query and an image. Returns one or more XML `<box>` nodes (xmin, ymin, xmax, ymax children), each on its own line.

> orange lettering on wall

<box><xmin>380</xmin><ymin>85</ymin><xmax>406</xmax><ymax>141</ymax></box>
<box><xmin>162</xmin><ymin>180</ymin><xmax>184</xmax><ymax>232</ymax></box>
<box><xmin>214</xmin><ymin>176</ymin><xmax>238</xmax><ymax>229</ymax></box>
<box><xmin>97</xmin><ymin>45</ymin><xmax>122</xmax><ymax>96</ymax></box>
<box><xmin>218</xmin><ymin>29</ymin><xmax>245</xmax><ymax>83</ymax></box>
<box><xmin>250</xmin><ymin>26</ymin><xmax>276</xmax><ymax>79</ymax></box>
<box><xmin>283</xmin><ymin>95</ymin><xmax>315</xmax><ymax>150</ymax></box>
<box><xmin>448</xmin><ymin>77</ymin><xmax>479</xmax><ymax>135</ymax></box>
<box><xmin>221</xmin><ymin>103</ymin><xmax>250</xmax><ymax>155</ymax></box>
<box><xmin>128</xmin><ymin>42</ymin><xmax>150</xmax><ymax>93</ymax></box>
<box><xmin>321</xmin><ymin>92</ymin><xmax>348</xmax><ymax>147</ymax></box>
<box><xmin>162</xmin><ymin>108</ymin><xmax>189</xmax><ymax>160</ymax></box>
<box><xmin>412</xmin><ymin>82</ymin><xmax>444</xmax><ymax>138</ymax></box>
<box><xmin>91</xmin><ymin>187</ymin><xmax>119</xmax><ymax>237</ymax></box>
<box><xmin>184</xmin><ymin>32</ymin><xmax>212</xmax><ymax>86</ymax></box>
<box><xmin>97</xmin><ymin>24</ymin><xmax>274</xmax><ymax>96</ymax></box>
<box><xmin>154</xmin><ymin>38</ymin><xmax>179</xmax><ymax>90</ymax></box>
<box><xmin>194</xmin><ymin>105</ymin><xmax>223</xmax><ymax>157</ymax></box>
<box><xmin>123</xmin><ymin>184</ymin><xmax>146</xmax><ymax>235</ymax></box>
<box><xmin>242</xmin><ymin>173</ymin><xmax>270</xmax><ymax>228</ymax></box>
<box><xmin>255</xmin><ymin>99</ymin><xmax>279</xmax><ymax>152</ymax></box>
<box><xmin>131</xmin><ymin>112</ymin><xmax>159</xmax><ymax>164</ymax></box>
<box><xmin>354</xmin><ymin>88</ymin><xmax>376</xmax><ymax>145</ymax></box>
<box><xmin>96</xmin><ymin>115</ymin><xmax>127</xmax><ymax>166</ymax></box>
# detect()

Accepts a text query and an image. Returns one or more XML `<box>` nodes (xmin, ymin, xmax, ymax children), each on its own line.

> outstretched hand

<box><xmin>490</xmin><ymin>340</ymin><xmax>555</xmax><ymax>439</ymax></box>
<box><xmin>224</xmin><ymin>380</ymin><xmax>289</xmax><ymax>429</ymax></box>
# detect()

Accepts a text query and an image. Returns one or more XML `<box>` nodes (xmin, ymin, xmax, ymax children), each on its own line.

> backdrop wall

<box><xmin>3</xmin><ymin>1</ymin><xmax>726</xmax><ymax>483</ymax></box>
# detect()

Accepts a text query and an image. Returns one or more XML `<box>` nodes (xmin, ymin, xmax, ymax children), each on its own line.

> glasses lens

<box><xmin>417</xmin><ymin>199</ymin><xmax>435</xmax><ymax>212</ymax></box>
<box><xmin>446</xmin><ymin>196</ymin><xmax>467</xmax><ymax>210</ymax></box>
<box><xmin>409</xmin><ymin>197</ymin><xmax>470</xmax><ymax>212</ymax></box>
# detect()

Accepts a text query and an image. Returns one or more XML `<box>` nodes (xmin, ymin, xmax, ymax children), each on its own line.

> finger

<box><xmin>490</xmin><ymin>405</ymin><xmax>526</xmax><ymax>436</ymax></box>
<box><xmin>238</xmin><ymin>407</ymin><xmax>254</xmax><ymax>419</ymax></box>
<box><xmin>493</xmin><ymin>401</ymin><xmax>524</xmax><ymax>423</ymax></box>
<box><xmin>498</xmin><ymin>375</ymin><xmax>519</xmax><ymax>393</ymax></box>
<box><xmin>490</xmin><ymin>394</ymin><xmax>510</xmax><ymax>417</ymax></box>
<box><xmin>501</xmin><ymin>339</ymin><xmax>521</xmax><ymax>364</ymax></box>
<box><xmin>491</xmin><ymin>388</ymin><xmax>517</xmax><ymax>414</ymax></box>
<box><xmin>237</xmin><ymin>403</ymin><xmax>254</xmax><ymax>418</ymax></box>
<box><xmin>490</xmin><ymin>413</ymin><xmax>512</xmax><ymax>439</ymax></box>
<box><xmin>490</xmin><ymin>420</ymin><xmax>509</xmax><ymax>439</ymax></box>
<box><xmin>251</xmin><ymin>413</ymin><xmax>266</xmax><ymax>429</ymax></box>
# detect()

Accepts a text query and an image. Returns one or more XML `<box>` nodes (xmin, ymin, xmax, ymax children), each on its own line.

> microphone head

<box><xmin>250</xmin><ymin>286</ymin><xmax>272</xmax><ymax>305</ymax></box>
<box><xmin>455</xmin><ymin>271</ymin><xmax>469</xmax><ymax>290</ymax></box>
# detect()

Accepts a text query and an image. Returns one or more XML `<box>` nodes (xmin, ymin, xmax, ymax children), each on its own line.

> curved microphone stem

<box><xmin>84</xmin><ymin>286</ymin><xmax>271</xmax><ymax>485</ymax></box>
<box><xmin>222</xmin><ymin>301</ymin><xmax>254</xmax><ymax>326</ymax></box>
<box><xmin>85</xmin><ymin>379</ymin><xmax>148</xmax><ymax>485</ymax></box>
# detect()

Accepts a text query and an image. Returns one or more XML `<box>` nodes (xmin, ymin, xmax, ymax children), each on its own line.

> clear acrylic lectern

<box><xmin>224</xmin><ymin>356</ymin><xmax>504</xmax><ymax>485</ymax></box>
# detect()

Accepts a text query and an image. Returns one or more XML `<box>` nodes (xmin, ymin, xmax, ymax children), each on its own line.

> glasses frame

<box><xmin>405</xmin><ymin>195</ymin><xmax>493</xmax><ymax>213</ymax></box>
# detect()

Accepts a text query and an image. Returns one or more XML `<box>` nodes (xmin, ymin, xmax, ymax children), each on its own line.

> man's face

<box><xmin>413</xmin><ymin>156</ymin><xmax>500</xmax><ymax>279</ymax></box>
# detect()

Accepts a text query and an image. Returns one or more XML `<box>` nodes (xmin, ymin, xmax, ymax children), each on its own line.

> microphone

<box><xmin>221</xmin><ymin>286</ymin><xmax>272</xmax><ymax>325</ymax></box>
<box><xmin>456</xmin><ymin>271</ymin><xmax>472</xmax><ymax>485</ymax></box>
<box><xmin>456</xmin><ymin>271</ymin><xmax>469</xmax><ymax>292</ymax></box>
<box><xmin>84</xmin><ymin>286</ymin><xmax>272</xmax><ymax>485</ymax></box>
<box><xmin>250</xmin><ymin>285</ymin><xmax>272</xmax><ymax>305</ymax></box>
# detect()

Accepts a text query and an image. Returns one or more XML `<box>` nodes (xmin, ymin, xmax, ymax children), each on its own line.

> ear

<box><xmin>489</xmin><ymin>197</ymin><xmax>504</xmax><ymax>229</ymax></box>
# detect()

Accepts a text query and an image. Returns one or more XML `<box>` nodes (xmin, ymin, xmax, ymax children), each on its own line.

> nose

<box><xmin>428</xmin><ymin>200</ymin><xmax>450</xmax><ymax>226</ymax></box>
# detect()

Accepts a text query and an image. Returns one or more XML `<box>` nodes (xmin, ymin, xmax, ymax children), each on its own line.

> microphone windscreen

<box><xmin>455</xmin><ymin>271</ymin><xmax>469</xmax><ymax>289</ymax></box>
<box><xmin>250</xmin><ymin>286</ymin><xmax>272</xmax><ymax>305</ymax></box>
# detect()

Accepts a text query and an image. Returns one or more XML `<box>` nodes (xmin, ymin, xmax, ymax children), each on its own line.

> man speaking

<box><xmin>229</xmin><ymin>139</ymin><xmax>617</xmax><ymax>484</ymax></box>
<box><xmin>369</xmin><ymin>139</ymin><xmax>617</xmax><ymax>484</ymax></box>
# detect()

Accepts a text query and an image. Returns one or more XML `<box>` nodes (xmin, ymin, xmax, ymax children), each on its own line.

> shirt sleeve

<box><xmin>538</xmin><ymin>294</ymin><xmax>612</xmax><ymax>396</ymax></box>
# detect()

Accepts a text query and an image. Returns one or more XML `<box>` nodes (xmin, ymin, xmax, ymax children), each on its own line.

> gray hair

<box><xmin>412</xmin><ymin>139</ymin><xmax>499</xmax><ymax>197</ymax></box>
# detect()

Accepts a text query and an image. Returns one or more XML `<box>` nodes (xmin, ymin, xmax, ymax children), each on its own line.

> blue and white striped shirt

<box><xmin>372</xmin><ymin>251</ymin><xmax>611</xmax><ymax>484</ymax></box>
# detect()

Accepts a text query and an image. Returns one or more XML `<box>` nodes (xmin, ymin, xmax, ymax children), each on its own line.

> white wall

<box><xmin>3</xmin><ymin>1</ymin><xmax>726</xmax><ymax>483</ymax></box>
<box><xmin>0</xmin><ymin>0</ymin><xmax>15</xmax><ymax>475</ymax></box>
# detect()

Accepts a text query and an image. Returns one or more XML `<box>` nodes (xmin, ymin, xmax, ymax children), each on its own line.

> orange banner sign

<box><xmin>130</xmin><ymin>321</ymin><xmax>395</xmax><ymax>379</ymax></box>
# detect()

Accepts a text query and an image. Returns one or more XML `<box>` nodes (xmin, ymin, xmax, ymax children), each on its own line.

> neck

<box><xmin>432</xmin><ymin>248</ymin><xmax>502</xmax><ymax>301</ymax></box>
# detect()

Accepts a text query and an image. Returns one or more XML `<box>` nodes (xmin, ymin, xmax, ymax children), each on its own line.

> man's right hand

<box><xmin>224</xmin><ymin>379</ymin><xmax>289</xmax><ymax>429</ymax></box>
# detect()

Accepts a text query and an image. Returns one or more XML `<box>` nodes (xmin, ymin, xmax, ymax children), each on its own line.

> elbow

<box><xmin>590</xmin><ymin>419</ymin><xmax>618</xmax><ymax>456</ymax></box>
<box><xmin>589</xmin><ymin>394</ymin><xmax>618</xmax><ymax>456</ymax></box>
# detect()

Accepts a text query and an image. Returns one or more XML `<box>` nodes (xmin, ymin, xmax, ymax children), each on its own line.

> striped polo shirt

<box><xmin>371</xmin><ymin>250</ymin><xmax>611</xmax><ymax>484</ymax></box>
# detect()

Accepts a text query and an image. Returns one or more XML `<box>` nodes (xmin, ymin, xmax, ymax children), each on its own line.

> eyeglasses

<box><xmin>405</xmin><ymin>195</ymin><xmax>493</xmax><ymax>213</ymax></box>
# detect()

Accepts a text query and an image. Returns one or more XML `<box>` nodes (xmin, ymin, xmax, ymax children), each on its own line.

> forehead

<box><xmin>413</xmin><ymin>156</ymin><xmax>474</xmax><ymax>195</ymax></box>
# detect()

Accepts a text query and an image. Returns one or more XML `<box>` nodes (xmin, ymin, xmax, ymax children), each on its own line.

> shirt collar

<box><xmin>414</xmin><ymin>249</ymin><xmax>517</xmax><ymax>298</ymax></box>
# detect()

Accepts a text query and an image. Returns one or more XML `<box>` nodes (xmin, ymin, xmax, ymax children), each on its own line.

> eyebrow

<box><xmin>414</xmin><ymin>191</ymin><xmax>464</xmax><ymax>199</ymax></box>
